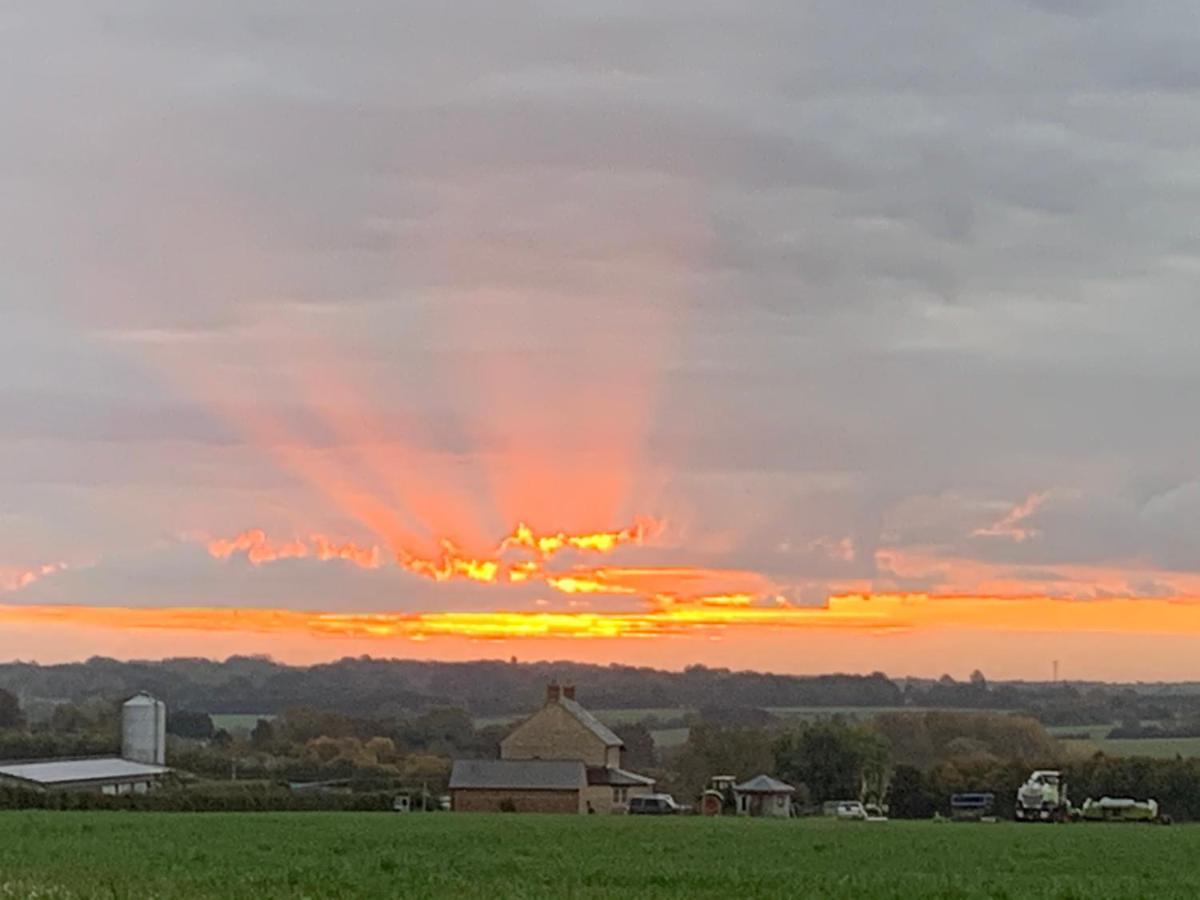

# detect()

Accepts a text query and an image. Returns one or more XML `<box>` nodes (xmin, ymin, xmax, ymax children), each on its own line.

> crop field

<box><xmin>1</xmin><ymin>813</ymin><xmax>1198</xmax><ymax>899</ymax></box>
<box><xmin>1060</xmin><ymin>735</ymin><xmax>1200</xmax><ymax>759</ymax></box>
<box><xmin>473</xmin><ymin>707</ymin><xmax>690</xmax><ymax>730</ymax></box>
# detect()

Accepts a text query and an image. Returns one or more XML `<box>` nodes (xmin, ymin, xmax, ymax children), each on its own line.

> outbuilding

<box><xmin>0</xmin><ymin>758</ymin><xmax>172</xmax><ymax>795</ymax></box>
<box><xmin>734</xmin><ymin>774</ymin><xmax>795</xmax><ymax>818</ymax></box>
<box><xmin>449</xmin><ymin>759</ymin><xmax>588</xmax><ymax>813</ymax></box>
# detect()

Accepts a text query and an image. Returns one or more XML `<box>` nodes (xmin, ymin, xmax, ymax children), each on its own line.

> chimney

<box><xmin>562</xmin><ymin>685</ymin><xmax>576</xmax><ymax>701</ymax></box>
<box><xmin>546</xmin><ymin>683</ymin><xmax>561</xmax><ymax>703</ymax></box>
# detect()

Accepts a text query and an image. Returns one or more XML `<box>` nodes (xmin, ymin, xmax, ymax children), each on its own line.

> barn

<box><xmin>0</xmin><ymin>758</ymin><xmax>171</xmax><ymax>795</ymax></box>
<box><xmin>0</xmin><ymin>692</ymin><xmax>172</xmax><ymax>796</ymax></box>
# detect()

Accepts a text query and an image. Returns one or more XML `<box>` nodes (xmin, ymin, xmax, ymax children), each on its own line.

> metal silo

<box><xmin>122</xmin><ymin>692</ymin><xmax>167</xmax><ymax>765</ymax></box>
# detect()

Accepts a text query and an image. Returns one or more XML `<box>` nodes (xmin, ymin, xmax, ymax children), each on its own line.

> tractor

<box><xmin>1014</xmin><ymin>770</ymin><xmax>1071</xmax><ymax>822</ymax></box>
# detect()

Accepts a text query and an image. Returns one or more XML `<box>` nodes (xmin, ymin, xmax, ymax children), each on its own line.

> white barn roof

<box><xmin>0</xmin><ymin>757</ymin><xmax>171</xmax><ymax>787</ymax></box>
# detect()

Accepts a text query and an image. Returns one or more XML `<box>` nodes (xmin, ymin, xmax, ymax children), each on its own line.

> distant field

<box><xmin>0</xmin><ymin>812</ymin><xmax>1197</xmax><ymax>898</ymax></box>
<box><xmin>649</xmin><ymin>727</ymin><xmax>690</xmax><ymax>749</ymax></box>
<box><xmin>1047</xmin><ymin>724</ymin><xmax>1115</xmax><ymax>740</ymax></box>
<box><xmin>474</xmin><ymin>708</ymin><xmax>691</xmax><ymax>730</ymax></box>
<box><xmin>767</xmin><ymin>705</ymin><xmax>998</xmax><ymax>719</ymax></box>
<box><xmin>1061</xmin><ymin>736</ymin><xmax>1200</xmax><ymax>759</ymax></box>
<box><xmin>210</xmin><ymin>714</ymin><xmax>274</xmax><ymax>734</ymax></box>
<box><xmin>591</xmin><ymin>707</ymin><xmax>690</xmax><ymax>724</ymax></box>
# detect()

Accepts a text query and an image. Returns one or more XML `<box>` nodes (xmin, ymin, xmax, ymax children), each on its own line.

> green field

<box><xmin>1061</xmin><ymin>736</ymin><xmax>1200</xmax><ymax>759</ymax></box>
<box><xmin>1</xmin><ymin>813</ymin><xmax>1198</xmax><ymax>899</ymax></box>
<box><xmin>474</xmin><ymin>707</ymin><xmax>690</xmax><ymax>730</ymax></box>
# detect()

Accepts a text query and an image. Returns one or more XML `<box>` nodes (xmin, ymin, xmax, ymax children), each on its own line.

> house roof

<box><xmin>0</xmin><ymin>757</ymin><xmax>171</xmax><ymax>787</ymax></box>
<box><xmin>450</xmin><ymin>759</ymin><xmax>586</xmax><ymax>791</ymax></box>
<box><xmin>587</xmin><ymin>766</ymin><xmax>656</xmax><ymax>787</ymax></box>
<box><xmin>558</xmin><ymin>697</ymin><xmax>622</xmax><ymax>747</ymax></box>
<box><xmin>734</xmin><ymin>774</ymin><xmax>795</xmax><ymax>794</ymax></box>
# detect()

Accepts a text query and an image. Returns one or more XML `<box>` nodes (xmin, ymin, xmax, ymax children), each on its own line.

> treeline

<box><xmin>0</xmin><ymin>657</ymin><xmax>906</xmax><ymax>718</ymax></box>
<box><xmin>663</xmin><ymin>710</ymin><xmax>1200</xmax><ymax>822</ymax></box>
<box><xmin>12</xmin><ymin>656</ymin><xmax>1200</xmax><ymax>722</ymax></box>
<box><xmin>889</xmin><ymin>755</ymin><xmax>1200</xmax><ymax>822</ymax></box>
<box><xmin>663</xmin><ymin>711</ymin><xmax>1057</xmax><ymax>806</ymax></box>
<box><xmin>0</xmin><ymin>784</ymin><xmax>398</xmax><ymax>813</ymax></box>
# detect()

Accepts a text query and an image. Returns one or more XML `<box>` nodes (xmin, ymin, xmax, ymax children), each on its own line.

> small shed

<box><xmin>734</xmin><ymin>774</ymin><xmax>795</xmax><ymax>818</ymax></box>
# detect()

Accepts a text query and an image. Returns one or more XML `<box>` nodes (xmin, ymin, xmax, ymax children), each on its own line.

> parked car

<box><xmin>833</xmin><ymin>800</ymin><xmax>868</xmax><ymax>820</ymax></box>
<box><xmin>629</xmin><ymin>794</ymin><xmax>683</xmax><ymax>815</ymax></box>
<box><xmin>830</xmin><ymin>800</ymin><xmax>886</xmax><ymax>821</ymax></box>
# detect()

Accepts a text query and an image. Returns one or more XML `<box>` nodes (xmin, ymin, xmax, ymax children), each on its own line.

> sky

<box><xmin>4</xmin><ymin>2</ymin><xmax>1200</xmax><ymax>679</ymax></box>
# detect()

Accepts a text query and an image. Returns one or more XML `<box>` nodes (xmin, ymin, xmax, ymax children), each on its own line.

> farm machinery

<box><xmin>1014</xmin><ymin>770</ymin><xmax>1072</xmax><ymax>822</ymax></box>
<box><xmin>1078</xmin><ymin>797</ymin><xmax>1171</xmax><ymax>825</ymax></box>
<box><xmin>1013</xmin><ymin>770</ymin><xmax>1170</xmax><ymax>824</ymax></box>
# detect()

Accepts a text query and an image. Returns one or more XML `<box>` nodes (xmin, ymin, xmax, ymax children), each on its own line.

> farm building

<box><xmin>451</xmin><ymin>684</ymin><xmax>655</xmax><ymax>814</ymax></box>
<box><xmin>734</xmin><ymin>774</ymin><xmax>795</xmax><ymax>818</ymax></box>
<box><xmin>449</xmin><ymin>759</ymin><xmax>587</xmax><ymax>813</ymax></box>
<box><xmin>0</xmin><ymin>692</ymin><xmax>172</xmax><ymax>795</ymax></box>
<box><xmin>0</xmin><ymin>757</ymin><xmax>171</xmax><ymax>795</ymax></box>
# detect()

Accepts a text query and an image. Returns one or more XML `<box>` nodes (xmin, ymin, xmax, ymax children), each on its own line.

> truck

<box><xmin>1014</xmin><ymin>770</ymin><xmax>1071</xmax><ymax>822</ymax></box>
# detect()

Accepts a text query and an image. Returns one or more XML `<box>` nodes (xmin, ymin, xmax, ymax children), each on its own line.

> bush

<box><xmin>0</xmin><ymin>785</ymin><xmax>398</xmax><ymax>813</ymax></box>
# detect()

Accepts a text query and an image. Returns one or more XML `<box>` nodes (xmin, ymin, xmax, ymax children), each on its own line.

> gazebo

<box><xmin>733</xmin><ymin>774</ymin><xmax>795</xmax><ymax>818</ymax></box>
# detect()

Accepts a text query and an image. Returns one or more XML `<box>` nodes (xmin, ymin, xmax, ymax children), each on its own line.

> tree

<box><xmin>365</xmin><ymin>736</ymin><xmax>398</xmax><ymax>765</ymax></box>
<box><xmin>167</xmin><ymin>710</ymin><xmax>215</xmax><ymax>740</ymax></box>
<box><xmin>0</xmin><ymin>689</ymin><xmax>22</xmax><ymax>729</ymax></box>
<box><xmin>874</xmin><ymin>711</ymin><xmax>1058</xmax><ymax>769</ymax></box>
<box><xmin>250</xmin><ymin>718</ymin><xmax>276</xmax><ymax>751</ymax></box>
<box><xmin>774</xmin><ymin>720</ymin><xmax>888</xmax><ymax>804</ymax></box>
<box><xmin>887</xmin><ymin>765</ymin><xmax>938</xmax><ymax>819</ymax></box>
<box><xmin>614</xmin><ymin>723</ymin><xmax>657</xmax><ymax>771</ymax></box>
<box><xmin>671</xmin><ymin>723</ymin><xmax>775</xmax><ymax>799</ymax></box>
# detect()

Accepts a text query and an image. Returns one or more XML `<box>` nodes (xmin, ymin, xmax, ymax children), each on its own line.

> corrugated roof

<box><xmin>0</xmin><ymin>757</ymin><xmax>171</xmax><ymax>786</ymax></box>
<box><xmin>734</xmin><ymin>774</ymin><xmax>795</xmax><ymax>794</ymax></box>
<box><xmin>558</xmin><ymin>697</ymin><xmax>622</xmax><ymax>747</ymax></box>
<box><xmin>587</xmin><ymin>766</ymin><xmax>656</xmax><ymax>787</ymax></box>
<box><xmin>450</xmin><ymin>759</ymin><xmax>585</xmax><ymax>791</ymax></box>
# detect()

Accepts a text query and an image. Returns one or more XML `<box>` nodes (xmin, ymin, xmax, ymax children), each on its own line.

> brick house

<box><xmin>450</xmin><ymin>684</ymin><xmax>655</xmax><ymax>814</ymax></box>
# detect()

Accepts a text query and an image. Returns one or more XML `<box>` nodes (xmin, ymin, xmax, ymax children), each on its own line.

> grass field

<box><xmin>1060</xmin><ymin>736</ymin><xmax>1200</xmax><ymax>759</ymax></box>
<box><xmin>474</xmin><ymin>707</ymin><xmax>690</xmax><ymax>730</ymax></box>
<box><xmin>0</xmin><ymin>813</ymin><xmax>1197</xmax><ymax>899</ymax></box>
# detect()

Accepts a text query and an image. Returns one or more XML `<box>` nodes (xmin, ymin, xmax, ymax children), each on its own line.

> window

<box><xmin>614</xmin><ymin>787</ymin><xmax>628</xmax><ymax>804</ymax></box>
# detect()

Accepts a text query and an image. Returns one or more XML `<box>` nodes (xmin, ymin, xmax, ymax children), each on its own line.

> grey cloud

<box><xmin>3</xmin><ymin>1</ymin><xmax>1200</xmax><ymax>605</ymax></box>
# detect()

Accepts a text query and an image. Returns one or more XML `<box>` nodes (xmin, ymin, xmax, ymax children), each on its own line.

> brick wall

<box><xmin>452</xmin><ymin>788</ymin><xmax>582</xmax><ymax>814</ymax></box>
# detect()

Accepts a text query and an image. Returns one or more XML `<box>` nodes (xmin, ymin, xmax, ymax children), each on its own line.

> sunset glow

<box><xmin>8</xmin><ymin>593</ymin><xmax>1200</xmax><ymax>644</ymax></box>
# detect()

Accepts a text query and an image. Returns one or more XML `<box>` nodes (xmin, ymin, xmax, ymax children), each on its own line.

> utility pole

<box><xmin>1052</xmin><ymin>660</ymin><xmax>1059</xmax><ymax>683</ymax></box>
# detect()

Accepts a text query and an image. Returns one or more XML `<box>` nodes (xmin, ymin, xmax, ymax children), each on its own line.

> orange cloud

<box><xmin>208</xmin><ymin>530</ymin><xmax>382</xmax><ymax>569</ymax></box>
<box><xmin>206</xmin><ymin>519</ymin><xmax>707</xmax><ymax>599</ymax></box>
<box><xmin>0</xmin><ymin>562</ymin><xmax>68</xmax><ymax>593</ymax></box>
<box><xmin>972</xmin><ymin>491</ymin><xmax>1049</xmax><ymax>542</ymax></box>
<box><xmin>8</xmin><ymin>593</ymin><xmax>1200</xmax><ymax>643</ymax></box>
